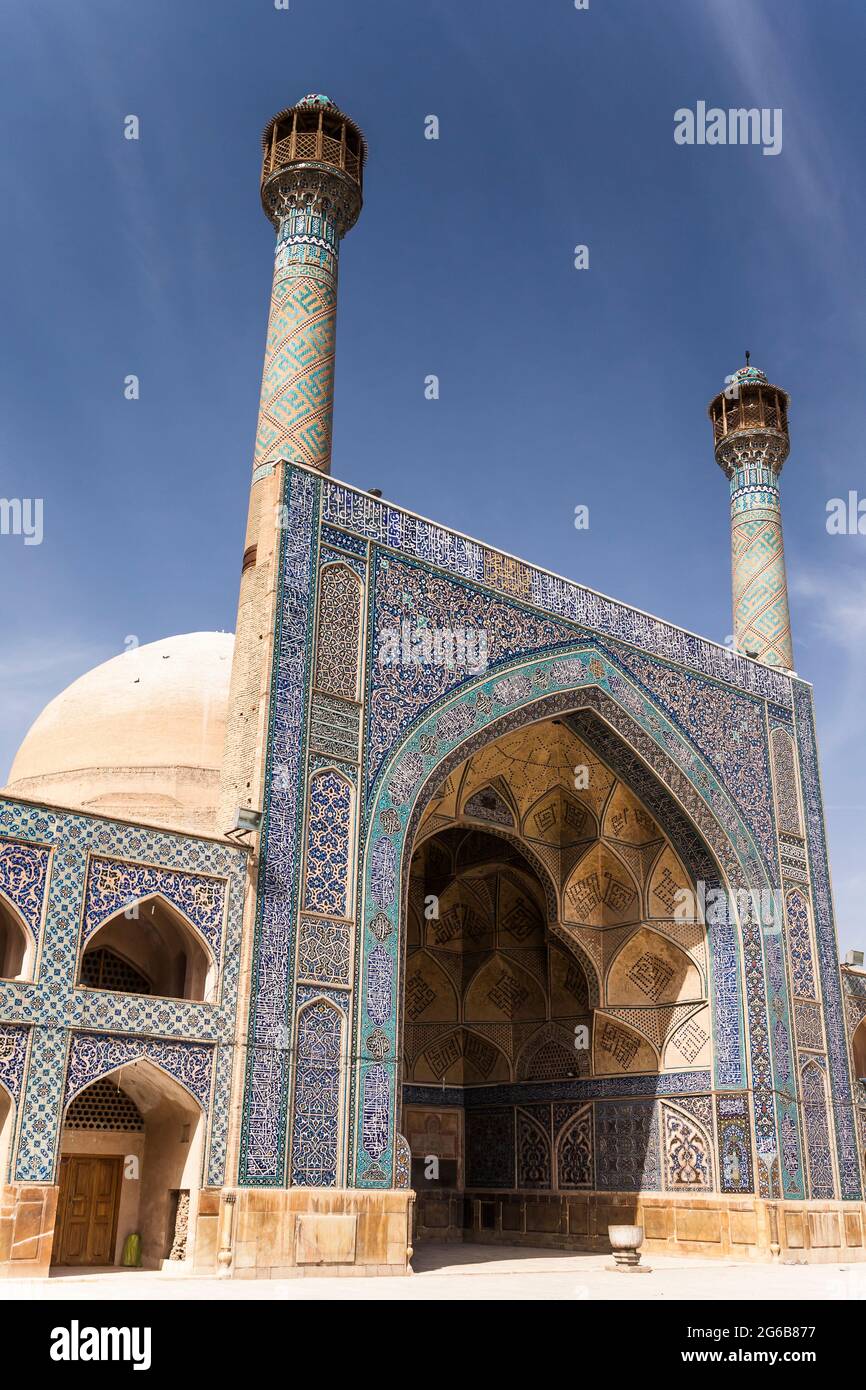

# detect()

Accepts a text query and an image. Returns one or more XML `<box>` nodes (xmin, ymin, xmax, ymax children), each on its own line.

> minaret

<box><xmin>218</xmin><ymin>95</ymin><xmax>366</xmax><ymax>830</ymax></box>
<box><xmin>255</xmin><ymin>94</ymin><xmax>366</xmax><ymax>473</ymax></box>
<box><xmin>708</xmin><ymin>357</ymin><xmax>794</xmax><ymax>670</ymax></box>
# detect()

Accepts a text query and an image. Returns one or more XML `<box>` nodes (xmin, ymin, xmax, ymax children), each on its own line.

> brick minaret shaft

<box><xmin>708</xmin><ymin>360</ymin><xmax>794</xmax><ymax>671</ymax></box>
<box><xmin>218</xmin><ymin>96</ymin><xmax>366</xmax><ymax>831</ymax></box>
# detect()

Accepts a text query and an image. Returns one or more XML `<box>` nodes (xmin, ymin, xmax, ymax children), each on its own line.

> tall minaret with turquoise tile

<box><xmin>219</xmin><ymin>95</ymin><xmax>366</xmax><ymax>829</ymax></box>
<box><xmin>708</xmin><ymin>359</ymin><xmax>795</xmax><ymax>670</ymax></box>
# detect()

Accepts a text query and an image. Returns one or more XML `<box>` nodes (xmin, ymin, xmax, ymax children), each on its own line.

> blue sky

<box><xmin>1</xmin><ymin>0</ymin><xmax>865</xmax><ymax>951</ymax></box>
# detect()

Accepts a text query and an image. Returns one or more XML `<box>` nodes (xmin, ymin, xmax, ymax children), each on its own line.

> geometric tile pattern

<box><xmin>0</xmin><ymin>795</ymin><xmax>246</xmax><ymax>1186</ymax></box>
<box><xmin>322</xmin><ymin>482</ymin><xmax>793</xmax><ymax>707</ymax></box>
<box><xmin>254</xmin><ymin>209</ymin><xmax>340</xmax><ymax>471</ymax></box>
<box><xmin>297</xmin><ymin>916</ymin><xmax>351</xmax><ymax>987</ymax></box>
<box><xmin>729</xmin><ymin>470</ymin><xmax>793</xmax><ymax>669</ymax></box>
<box><xmin>314</xmin><ymin>563</ymin><xmax>362</xmax><ymax>699</ymax></box>
<box><xmin>466</xmin><ymin>1108</ymin><xmax>515</xmax><ymax>1188</ymax></box>
<box><xmin>594</xmin><ymin>1100</ymin><xmax>661</xmax><ymax>1191</ymax></box>
<box><xmin>795</xmin><ymin>999</ymin><xmax>824</xmax><ymax>1052</ymax></box>
<box><xmin>240</xmin><ymin>462</ymin><xmax>850</xmax><ymax>1206</ymax></box>
<box><xmin>239</xmin><ymin>467</ymin><xmax>318</xmax><ymax>1184</ymax></box>
<box><xmin>794</xmin><ymin>681</ymin><xmax>862</xmax><ymax>1198</ymax></box>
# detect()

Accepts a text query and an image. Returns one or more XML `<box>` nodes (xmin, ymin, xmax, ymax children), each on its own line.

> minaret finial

<box><xmin>707</xmin><ymin>362</ymin><xmax>794</xmax><ymax>671</ymax></box>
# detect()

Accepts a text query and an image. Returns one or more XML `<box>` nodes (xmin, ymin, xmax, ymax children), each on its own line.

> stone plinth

<box><xmin>0</xmin><ymin>1183</ymin><xmax>59</xmax><ymax>1278</ymax></box>
<box><xmin>413</xmin><ymin>1189</ymin><xmax>866</xmax><ymax>1265</ymax></box>
<box><xmin>194</xmin><ymin>1186</ymin><xmax>414</xmax><ymax>1278</ymax></box>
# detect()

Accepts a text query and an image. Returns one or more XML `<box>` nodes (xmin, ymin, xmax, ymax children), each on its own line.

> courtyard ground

<box><xmin>2</xmin><ymin>1243</ymin><xmax>865</xmax><ymax>1300</ymax></box>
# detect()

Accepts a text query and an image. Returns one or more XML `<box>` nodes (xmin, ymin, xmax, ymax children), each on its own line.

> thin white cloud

<box><xmin>697</xmin><ymin>0</ymin><xmax>850</xmax><ymax>253</ymax></box>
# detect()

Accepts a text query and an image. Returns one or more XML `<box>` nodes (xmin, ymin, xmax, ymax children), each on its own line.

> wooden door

<box><xmin>54</xmin><ymin>1155</ymin><xmax>122</xmax><ymax>1266</ymax></box>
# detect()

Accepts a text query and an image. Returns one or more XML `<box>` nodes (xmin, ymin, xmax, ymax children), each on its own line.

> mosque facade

<box><xmin>1</xmin><ymin>95</ymin><xmax>865</xmax><ymax>1278</ymax></box>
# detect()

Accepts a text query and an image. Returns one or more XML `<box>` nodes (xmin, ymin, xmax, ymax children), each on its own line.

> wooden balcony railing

<box><xmin>264</xmin><ymin>124</ymin><xmax>362</xmax><ymax>183</ymax></box>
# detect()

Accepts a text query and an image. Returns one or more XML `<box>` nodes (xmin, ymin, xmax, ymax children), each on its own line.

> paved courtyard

<box><xmin>2</xmin><ymin>1244</ymin><xmax>866</xmax><ymax>1301</ymax></box>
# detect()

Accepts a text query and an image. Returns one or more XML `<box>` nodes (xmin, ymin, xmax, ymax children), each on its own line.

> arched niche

<box><xmin>55</xmin><ymin>1059</ymin><xmax>204</xmax><ymax>1270</ymax></box>
<box><xmin>0</xmin><ymin>895</ymin><xmax>34</xmax><ymax>982</ymax></box>
<box><xmin>516</xmin><ymin>1024</ymin><xmax>588</xmax><ymax>1081</ymax></box>
<box><xmin>356</xmin><ymin>665</ymin><xmax>764</xmax><ymax>1194</ymax></box>
<box><xmin>290</xmin><ymin>997</ymin><xmax>346</xmax><ymax>1187</ymax></box>
<box><xmin>79</xmin><ymin>894</ymin><xmax>215</xmax><ymax>1003</ymax></box>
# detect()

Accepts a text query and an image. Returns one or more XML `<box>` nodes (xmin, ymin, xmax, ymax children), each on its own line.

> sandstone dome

<box><xmin>6</xmin><ymin>633</ymin><xmax>234</xmax><ymax>836</ymax></box>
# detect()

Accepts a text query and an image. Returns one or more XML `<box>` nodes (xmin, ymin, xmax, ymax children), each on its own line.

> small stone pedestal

<box><xmin>606</xmin><ymin>1223</ymin><xmax>652</xmax><ymax>1274</ymax></box>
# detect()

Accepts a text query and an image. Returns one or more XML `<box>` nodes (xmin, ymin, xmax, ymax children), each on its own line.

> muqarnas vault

<box><xmin>1</xmin><ymin>94</ymin><xmax>864</xmax><ymax>1278</ymax></box>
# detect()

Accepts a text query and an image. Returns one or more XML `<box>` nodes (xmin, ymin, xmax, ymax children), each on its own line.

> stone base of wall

<box><xmin>0</xmin><ymin>1183</ymin><xmax>59</xmax><ymax>1278</ymax></box>
<box><xmin>4</xmin><ymin>1183</ymin><xmax>860</xmax><ymax>1277</ymax></box>
<box><xmin>193</xmin><ymin>1187</ymin><xmax>415</xmax><ymax>1278</ymax></box>
<box><xmin>414</xmin><ymin>1189</ymin><xmax>866</xmax><ymax>1265</ymax></box>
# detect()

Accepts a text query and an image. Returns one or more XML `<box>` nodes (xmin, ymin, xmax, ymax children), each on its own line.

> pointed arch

<box><xmin>410</xmin><ymin>816</ymin><xmax>601</xmax><ymax>1003</ymax></box>
<box><xmin>516</xmin><ymin>1105</ymin><xmax>552</xmax><ymax>1188</ymax></box>
<box><xmin>555</xmin><ymin>1103</ymin><xmax>593</xmax><ymax>1189</ymax></box>
<box><xmin>409</xmin><ymin>1026</ymin><xmax>511</xmax><ymax>1085</ymax></box>
<box><xmin>64</xmin><ymin>1051</ymin><xmax>209</xmax><ymax>1116</ymax></box>
<box><xmin>290</xmin><ymin>996</ymin><xmax>346</xmax><ymax>1187</ymax></box>
<box><xmin>79</xmin><ymin>892</ymin><xmax>216</xmax><ymax>1003</ymax></box>
<box><xmin>354</xmin><ymin>647</ymin><xmax>783</xmax><ymax>1190</ymax></box>
<box><xmin>800</xmin><ymin>1058</ymin><xmax>836</xmax><ymax>1199</ymax></box>
<box><xmin>56</xmin><ymin>1056</ymin><xmax>207</xmax><ymax>1270</ymax></box>
<box><xmin>516</xmin><ymin>1022</ymin><xmax>588</xmax><ymax>1081</ymax></box>
<box><xmin>661</xmin><ymin>1101</ymin><xmax>714</xmax><ymax>1190</ymax></box>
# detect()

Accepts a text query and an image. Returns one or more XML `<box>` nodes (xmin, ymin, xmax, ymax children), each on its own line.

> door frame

<box><xmin>53</xmin><ymin>1153</ymin><xmax>124</xmax><ymax>1267</ymax></box>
